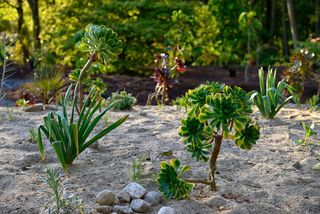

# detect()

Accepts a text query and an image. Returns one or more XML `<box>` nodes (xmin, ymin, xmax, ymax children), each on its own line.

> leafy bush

<box><xmin>251</xmin><ymin>67</ymin><xmax>293</xmax><ymax>119</ymax></box>
<box><xmin>24</xmin><ymin>64</ymin><xmax>66</xmax><ymax>104</ymax></box>
<box><xmin>38</xmin><ymin>85</ymin><xmax>128</xmax><ymax>174</ymax></box>
<box><xmin>157</xmin><ymin>82</ymin><xmax>259</xmax><ymax>198</ymax></box>
<box><xmin>39</xmin><ymin>168</ymin><xmax>83</xmax><ymax>214</ymax></box>
<box><xmin>106</xmin><ymin>91</ymin><xmax>136</xmax><ymax>110</ymax></box>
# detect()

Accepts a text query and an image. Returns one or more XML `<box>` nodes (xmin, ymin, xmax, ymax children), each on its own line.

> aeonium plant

<box><xmin>157</xmin><ymin>82</ymin><xmax>260</xmax><ymax>198</ymax></box>
<box><xmin>147</xmin><ymin>53</ymin><xmax>187</xmax><ymax>105</ymax></box>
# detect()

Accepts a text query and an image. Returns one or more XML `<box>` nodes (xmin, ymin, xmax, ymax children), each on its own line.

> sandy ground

<box><xmin>0</xmin><ymin>104</ymin><xmax>320</xmax><ymax>214</ymax></box>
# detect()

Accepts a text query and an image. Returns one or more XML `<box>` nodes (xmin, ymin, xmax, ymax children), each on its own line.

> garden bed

<box><xmin>0</xmin><ymin>105</ymin><xmax>320</xmax><ymax>213</ymax></box>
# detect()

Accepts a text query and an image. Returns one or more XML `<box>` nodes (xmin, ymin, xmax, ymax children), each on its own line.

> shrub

<box><xmin>106</xmin><ymin>91</ymin><xmax>136</xmax><ymax>110</ymax></box>
<box><xmin>24</xmin><ymin>64</ymin><xmax>66</xmax><ymax>104</ymax></box>
<box><xmin>251</xmin><ymin>67</ymin><xmax>293</xmax><ymax>119</ymax></box>
<box><xmin>38</xmin><ymin>85</ymin><xmax>128</xmax><ymax>174</ymax></box>
<box><xmin>157</xmin><ymin>82</ymin><xmax>259</xmax><ymax>198</ymax></box>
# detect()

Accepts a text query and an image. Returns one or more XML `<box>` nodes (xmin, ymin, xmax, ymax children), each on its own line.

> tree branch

<box><xmin>1</xmin><ymin>0</ymin><xmax>18</xmax><ymax>9</ymax></box>
<box><xmin>184</xmin><ymin>178</ymin><xmax>213</xmax><ymax>185</ymax></box>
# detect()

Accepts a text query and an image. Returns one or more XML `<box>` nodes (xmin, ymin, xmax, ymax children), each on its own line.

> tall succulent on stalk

<box><xmin>251</xmin><ymin>67</ymin><xmax>293</xmax><ymax>119</ymax></box>
<box><xmin>147</xmin><ymin>53</ymin><xmax>186</xmax><ymax>105</ymax></box>
<box><xmin>157</xmin><ymin>82</ymin><xmax>259</xmax><ymax>198</ymax></box>
<box><xmin>75</xmin><ymin>24</ymin><xmax>122</xmax><ymax>110</ymax></box>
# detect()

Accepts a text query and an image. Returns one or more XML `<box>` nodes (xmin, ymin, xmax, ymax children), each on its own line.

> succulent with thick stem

<box><xmin>158</xmin><ymin>82</ymin><xmax>260</xmax><ymax>197</ymax></box>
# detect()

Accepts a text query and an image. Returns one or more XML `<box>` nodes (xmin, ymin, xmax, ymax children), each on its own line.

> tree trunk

<box><xmin>286</xmin><ymin>0</ymin><xmax>299</xmax><ymax>48</ymax></box>
<box><xmin>208</xmin><ymin>134</ymin><xmax>223</xmax><ymax>191</ymax></box>
<box><xmin>282</xmin><ymin>0</ymin><xmax>289</xmax><ymax>60</ymax></box>
<box><xmin>27</xmin><ymin>0</ymin><xmax>41</xmax><ymax>53</ymax></box>
<box><xmin>16</xmin><ymin>0</ymin><xmax>29</xmax><ymax>63</ymax></box>
<box><xmin>270</xmin><ymin>0</ymin><xmax>275</xmax><ymax>42</ymax></box>
<box><xmin>316</xmin><ymin>0</ymin><xmax>320</xmax><ymax>35</ymax></box>
<box><xmin>244</xmin><ymin>33</ymin><xmax>251</xmax><ymax>83</ymax></box>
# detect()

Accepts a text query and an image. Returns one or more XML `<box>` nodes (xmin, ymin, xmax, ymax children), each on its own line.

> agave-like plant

<box><xmin>75</xmin><ymin>24</ymin><xmax>122</xmax><ymax>109</ymax></box>
<box><xmin>38</xmin><ymin>84</ymin><xmax>128</xmax><ymax>174</ymax></box>
<box><xmin>251</xmin><ymin>67</ymin><xmax>293</xmax><ymax>119</ymax></box>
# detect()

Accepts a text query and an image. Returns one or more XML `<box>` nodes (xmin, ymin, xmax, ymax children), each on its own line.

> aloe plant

<box><xmin>38</xmin><ymin>85</ymin><xmax>128</xmax><ymax>174</ymax></box>
<box><xmin>158</xmin><ymin>82</ymin><xmax>259</xmax><ymax>197</ymax></box>
<box><xmin>75</xmin><ymin>24</ymin><xmax>122</xmax><ymax>110</ymax></box>
<box><xmin>251</xmin><ymin>67</ymin><xmax>293</xmax><ymax>119</ymax></box>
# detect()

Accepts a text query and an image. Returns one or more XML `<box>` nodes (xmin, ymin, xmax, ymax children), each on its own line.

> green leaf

<box><xmin>234</xmin><ymin>123</ymin><xmax>260</xmax><ymax>150</ymax></box>
<box><xmin>157</xmin><ymin>159</ymin><xmax>193</xmax><ymax>199</ymax></box>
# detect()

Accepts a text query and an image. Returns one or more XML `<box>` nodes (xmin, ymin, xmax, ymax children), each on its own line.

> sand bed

<box><xmin>0</xmin><ymin>105</ymin><xmax>320</xmax><ymax>214</ymax></box>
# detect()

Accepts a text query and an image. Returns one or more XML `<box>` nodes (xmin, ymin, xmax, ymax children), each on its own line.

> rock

<box><xmin>204</xmin><ymin>196</ymin><xmax>227</xmax><ymax>208</ymax></box>
<box><xmin>113</xmin><ymin>205</ymin><xmax>133</xmax><ymax>214</ymax></box>
<box><xmin>116</xmin><ymin>191</ymin><xmax>131</xmax><ymax>203</ymax></box>
<box><xmin>24</xmin><ymin>103</ymin><xmax>44</xmax><ymax>112</ymax></box>
<box><xmin>130</xmin><ymin>199</ymin><xmax>151</xmax><ymax>213</ymax></box>
<box><xmin>123</xmin><ymin>182</ymin><xmax>147</xmax><ymax>199</ymax></box>
<box><xmin>44</xmin><ymin>104</ymin><xmax>58</xmax><ymax>110</ymax></box>
<box><xmin>143</xmin><ymin>191</ymin><xmax>161</xmax><ymax>206</ymax></box>
<box><xmin>157</xmin><ymin>206</ymin><xmax>175</xmax><ymax>214</ymax></box>
<box><xmin>96</xmin><ymin>190</ymin><xmax>115</xmax><ymax>205</ymax></box>
<box><xmin>292</xmin><ymin>161</ymin><xmax>302</xmax><ymax>170</ymax></box>
<box><xmin>90</xmin><ymin>141</ymin><xmax>99</xmax><ymax>149</ymax></box>
<box><xmin>96</xmin><ymin>205</ymin><xmax>113</xmax><ymax>214</ymax></box>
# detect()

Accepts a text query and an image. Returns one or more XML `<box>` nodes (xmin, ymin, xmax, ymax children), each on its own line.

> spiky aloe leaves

<box><xmin>157</xmin><ymin>159</ymin><xmax>193</xmax><ymax>199</ymax></box>
<box><xmin>81</xmin><ymin>24</ymin><xmax>122</xmax><ymax>64</ymax></box>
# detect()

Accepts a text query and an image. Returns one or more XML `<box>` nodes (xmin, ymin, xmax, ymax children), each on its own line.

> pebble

<box><xmin>143</xmin><ymin>191</ymin><xmax>161</xmax><ymax>206</ymax></box>
<box><xmin>96</xmin><ymin>205</ymin><xmax>113</xmax><ymax>214</ymax></box>
<box><xmin>157</xmin><ymin>206</ymin><xmax>175</xmax><ymax>214</ymax></box>
<box><xmin>116</xmin><ymin>191</ymin><xmax>131</xmax><ymax>203</ymax></box>
<box><xmin>130</xmin><ymin>199</ymin><xmax>151</xmax><ymax>213</ymax></box>
<box><xmin>113</xmin><ymin>205</ymin><xmax>133</xmax><ymax>214</ymax></box>
<box><xmin>96</xmin><ymin>190</ymin><xmax>115</xmax><ymax>205</ymax></box>
<box><xmin>123</xmin><ymin>182</ymin><xmax>147</xmax><ymax>199</ymax></box>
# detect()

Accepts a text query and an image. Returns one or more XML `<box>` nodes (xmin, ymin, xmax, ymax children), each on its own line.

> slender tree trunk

<box><xmin>282</xmin><ymin>0</ymin><xmax>289</xmax><ymax>60</ymax></box>
<box><xmin>244</xmin><ymin>33</ymin><xmax>251</xmax><ymax>83</ymax></box>
<box><xmin>316</xmin><ymin>0</ymin><xmax>320</xmax><ymax>35</ymax></box>
<box><xmin>286</xmin><ymin>0</ymin><xmax>299</xmax><ymax>48</ymax></box>
<box><xmin>16</xmin><ymin>0</ymin><xmax>29</xmax><ymax>63</ymax></box>
<box><xmin>208</xmin><ymin>134</ymin><xmax>223</xmax><ymax>191</ymax></box>
<box><xmin>270</xmin><ymin>0</ymin><xmax>275</xmax><ymax>42</ymax></box>
<box><xmin>27</xmin><ymin>0</ymin><xmax>41</xmax><ymax>52</ymax></box>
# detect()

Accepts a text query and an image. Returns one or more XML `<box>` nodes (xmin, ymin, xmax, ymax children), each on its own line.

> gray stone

<box><xmin>143</xmin><ymin>191</ymin><xmax>161</xmax><ymax>206</ymax></box>
<box><xmin>130</xmin><ymin>199</ymin><xmax>151</xmax><ymax>213</ymax></box>
<box><xmin>113</xmin><ymin>205</ymin><xmax>133</xmax><ymax>214</ymax></box>
<box><xmin>24</xmin><ymin>103</ymin><xmax>45</xmax><ymax>112</ymax></box>
<box><xmin>157</xmin><ymin>206</ymin><xmax>175</xmax><ymax>214</ymax></box>
<box><xmin>96</xmin><ymin>190</ymin><xmax>115</xmax><ymax>205</ymax></box>
<box><xmin>96</xmin><ymin>205</ymin><xmax>113</xmax><ymax>214</ymax></box>
<box><xmin>123</xmin><ymin>182</ymin><xmax>147</xmax><ymax>199</ymax></box>
<box><xmin>116</xmin><ymin>191</ymin><xmax>131</xmax><ymax>203</ymax></box>
<box><xmin>204</xmin><ymin>196</ymin><xmax>227</xmax><ymax>208</ymax></box>
<box><xmin>292</xmin><ymin>161</ymin><xmax>302</xmax><ymax>170</ymax></box>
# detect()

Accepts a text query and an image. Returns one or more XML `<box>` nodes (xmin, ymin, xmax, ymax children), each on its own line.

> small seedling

<box><xmin>6</xmin><ymin>107</ymin><xmax>14</xmax><ymax>120</ymax></box>
<box><xmin>106</xmin><ymin>91</ymin><xmax>136</xmax><ymax>110</ymax></box>
<box><xmin>39</xmin><ymin>168</ymin><xmax>84</xmax><ymax>214</ymax></box>
<box><xmin>130</xmin><ymin>155</ymin><xmax>145</xmax><ymax>181</ymax></box>
<box><xmin>296</xmin><ymin>122</ymin><xmax>317</xmax><ymax>145</ymax></box>
<box><xmin>103</xmin><ymin>114</ymin><xmax>110</xmax><ymax>126</ymax></box>
<box><xmin>307</xmin><ymin>95</ymin><xmax>320</xmax><ymax>111</ymax></box>
<box><xmin>28</xmin><ymin>127</ymin><xmax>37</xmax><ymax>143</ymax></box>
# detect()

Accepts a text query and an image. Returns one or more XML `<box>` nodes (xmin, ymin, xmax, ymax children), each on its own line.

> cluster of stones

<box><xmin>95</xmin><ymin>182</ymin><xmax>174</xmax><ymax>214</ymax></box>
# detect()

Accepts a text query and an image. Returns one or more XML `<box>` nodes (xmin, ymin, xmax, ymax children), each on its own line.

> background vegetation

<box><xmin>0</xmin><ymin>0</ymin><xmax>318</xmax><ymax>75</ymax></box>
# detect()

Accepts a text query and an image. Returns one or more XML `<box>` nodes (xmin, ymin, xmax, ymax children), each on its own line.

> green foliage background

<box><xmin>0</xmin><ymin>0</ymin><xmax>318</xmax><ymax>75</ymax></box>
